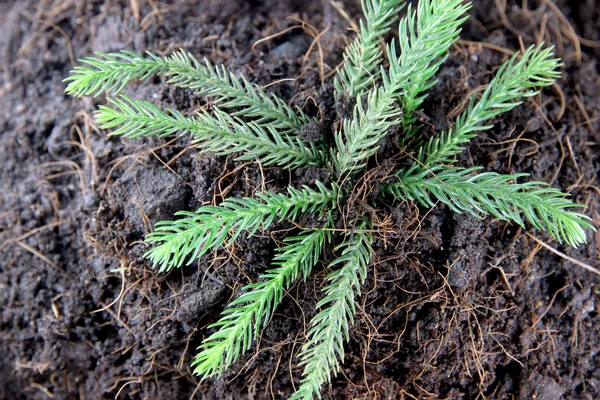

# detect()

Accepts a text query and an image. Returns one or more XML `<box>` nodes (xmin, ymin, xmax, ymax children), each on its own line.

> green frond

<box><xmin>333</xmin><ymin>88</ymin><xmax>402</xmax><ymax>174</ymax></box>
<box><xmin>384</xmin><ymin>0</ymin><xmax>470</xmax><ymax>102</ymax></box>
<box><xmin>96</xmin><ymin>96</ymin><xmax>326</xmax><ymax>169</ymax></box>
<box><xmin>417</xmin><ymin>45</ymin><xmax>561</xmax><ymax>166</ymax></box>
<box><xmin>396</xmin><ymin>0</ymin><xmax>471</xmax><ymax>136</ymax></box>
<box><xmin>65</xmin><ymin>49</ymin><xmax>309</xmax><ymax>133</ymax></box>
<box><xmin>64</xmin><ymin>50</ymin><xmax>166</xmax><ymax>97</ymax></box>
<box><xmin>164</xmin><ymin>50</ymin><xmax>310</xmax><ymax>132</ymax></box>
<box><xmin>333</xmin><ymin>0</ymin><xmax>469</xmax><ymax>174</ymax></box>
<box><xmin>192</xmin><ymin>227</ymin><xmax>330</xmax><ymax>379</ymax></box>
<box><xmin>291</xmin><ymin>220</ymin><xmax>373</xmax><ymax>400</ymax></box>
<box><xmin>384</xmin><ymin>167</ymin><xmax>593</xmax><ymax>247</ymax></box>
<box><xmin>334</xmin><ymin>0</ymin><xmax>406</xmax><ymax>97</ymax></box>
<box><xmin>145</xmin><ymin>182</ymin><xmax>338</xmax><ymax>272</ymax></box>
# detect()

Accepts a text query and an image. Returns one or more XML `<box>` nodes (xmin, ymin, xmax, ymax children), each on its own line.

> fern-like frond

<box><xmin>384</xmin><ymin>167</ymin><xmax>593</xmax><ymax>247</ymax></box>
<box><xmin>396</xmin><ymin>0</ymin><xmax>471</xmax><ymax>136</ymax></box>
<box><xmin>333</xmin><ymin>88</ymin><xmax>402</xmax><ymax>173</ymax></box>
<box><xmin>291</xmin><ymin>220</ymin><xmax>373</xmax><ymax>400</ymax></box>
<box><xmin>64</xmin><ymin>50</ymin><xmax>167</xmax><ymax>97</ymax></box>
<box><xmin>96</xmin><ymin>96</ymin><xmax>326</xmax><ymax>168</ymax></box>
<box><xmin>65</xmin><ymin>50</ymin><xmax>309</xmax><ymax>133</ymax></box>
<box><xmin>334</xmin><ymin>0</ymin><xmax>406</xmax><ymax>97</ymax></box>
<box><xmin>164</xmin><ymin>51</ymin><xmax>310</xmax><ymax>132</ymax></box>
<box><xmin>192</xmin><ymin>228</ymin><xmax>330</xmax><ymax>379</ymax></box>
<box><xmin>417</xmin><ymin>45</ymin><xmax>561</xmax><ymax>166</ymax></box>
<box><xmin>385</xmin><ymin>0</ymin><xmax>470</xmax><ymax>103</ymax></box>
<box><xmin>333</xmin><ymin>0</ymin><xmax>469</xmax><ymax>174</ymax></box>
<box><xmin>145</xmin><ymin>182</ymin><xmax>338</xmax><ymax>272</ymax></box>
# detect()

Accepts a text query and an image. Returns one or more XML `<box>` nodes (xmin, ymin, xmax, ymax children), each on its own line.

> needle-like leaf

<box><xmin>333</xmin><ymin>0</ymin><xmax>470</xmax><ymax>174</ymax></box>
<box><xmin>63</xmin><ymin>1</ymin><xmax>593</xmax><ymax>398</ymax></box>
<box><xmin>384</xmin><ymin>167</ymin><xmax>592</xmax><ymax>247</ymax></box>
<box><xmin>291</xmin><ymin>219</ymin><xmax>373</xmax><ymax>400</ymax></box>
<box><xmin>96</xmin><ymin>96</ymin><xmax>326</xmax><ymax>169</ymax></box>
<box><xmin>145</xmin><ymin>182</ymin><xmax>338</xmax><ymax>272</ymax></box>
<box><xmin>335</xmin><ymin>0</ymin><xmax>406</xmax><ymax>97</ymax></box>
<box><xmin>192</xmin><ymin>227</ymin><xmax>330</xmax><ymax>379</ymax></box>
<box><xmin>416</xmin><ymin>45</ymin><xmax>561</xmax><ymax>167</ymax></box>
<box><xmin>65</xmin><ymin>49</ymin><xmax>309</xmax><ymax>133</ymax></box>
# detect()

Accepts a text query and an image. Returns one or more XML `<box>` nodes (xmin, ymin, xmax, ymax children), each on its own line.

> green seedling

<box><xmin>65</xmin><ymin>0</ymin><xmax>593</xmax><ymax>398</ymax></box>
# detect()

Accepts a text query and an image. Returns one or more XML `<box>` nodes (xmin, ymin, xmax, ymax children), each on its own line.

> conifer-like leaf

<box><xmin>385</xmin><ymin>0</ymin><xmax>470</xmax><ymax>104</ymax></box>
<box><xmin>333</xmin><ymin>88</ymin><xmax>402</xmax><ymax>173</ymax></box>
<box><xmin>145</xmin><ymin>182</ymin><xmax>338</xmax><ymax>272</ymax></box>
<box><xmin>164</xmin><ymin>51</ymin><xmax>310</xmax><ymax>132</ymax></box>
<box><xmin>192</xmin><ymin>227</ymin><xmax>329</xmax><ymax>379</ymax></box>
<box><xmin>417</xmin><ymin>45</ymin><xmax>561</xmax><ymax>167</ymax></box>
<box><xmin>333</xmin><ymin>0</ymin><xmax>469</xmax><ymax>174</ymax></box>
<box><xmin>96</xmin><ymin>96</ymin><xmax>326</xmax><ymax>168</ymax></box>
<box><xmin>335</xmin><ymin>0</ymin><xmax>406</xmax><ymax>97</ymax></box>
<box><xmin>397</xmin><ymin>0</ymin><xmax>471</xmax><ymax>135</ymax></box>
<box><xmin>65</xmin><ymin>49</ymin><xmax>309</xmax><ymax>133</ymax></box>
<box><xmin>291</xmin><ymin>220</ymin><xmax>373</xmax><ymax>400</ymax></box>
<box><xmin>384</xmin><ymin>167</ymin><xmax>592</xmax><ymax>247</ymax></box>
<box><xmin>64</xmin><ymin>50</ymin><xmax>167</xmax><ymax>97</ymax></box>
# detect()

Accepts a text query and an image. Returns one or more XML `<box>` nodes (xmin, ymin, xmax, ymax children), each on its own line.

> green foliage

<box><xmin>396</xmin><ymin>0</ymin><xmax>471</xmax><ymax>135</ymax></box>
<box><xmin>417</xmin><ymin>45</ymin><xmax>561</xmax><ymax>167</ymax></box>
<box><xmin>96</xmin><ymin>96</ymin><xmax>326</xmax><ymax>168</ymax></box>
<box><xmin>334</xmin><ymin>0</ymin><xmax>406</xmax><ymax>97</ymax></box>
<box><xmin>192</xmin><ymin>227</ymin><xmax>330</xmax><ymax>379</ymax></box>
<box><xmin>64</xmin><ymin>50</ymin><xmax>166</xmax><ymax>97</ymax></box>
<box><xmin>291</xmin><ymin>220</ymin><xmax>373</xmax><ymax>400</ymax></box>
<box><xmin>66</xmin><ymin>49</ymin><xmax>309</xmax><ymax>133</ymax></box>
<box><xmin>333</xmin><ymin>0</ymin><xmax>470</xmax><ymax>174</ymax></box>
<box><xmin>384</xmin><ymin>167</ymin><xmax>592</xmax><ymax>247</ymax></box>
<box><xmin>332</xmin><ymin>87</ymin><xmax>402</xmax><ymax>173</ymax></box>
<box><xmin>65</xmin><ymin>0</ymin><xmax>595</xmax><ymax>399</ymax></box>
<box><xmin>145</xmin><ymin>182</ymin><xmax>337</xmax><ymax>272</ymax></box>
<box><xmin>162</xmin><ymin>51</ymin><xmax>310</xmax><ymax>132</ymax></box>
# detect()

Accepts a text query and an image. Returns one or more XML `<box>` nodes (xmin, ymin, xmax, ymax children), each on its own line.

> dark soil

<box><xmin>1</xmin><ymin>0</ymin><xmax>599</xmax><ymax>399</ymax></box>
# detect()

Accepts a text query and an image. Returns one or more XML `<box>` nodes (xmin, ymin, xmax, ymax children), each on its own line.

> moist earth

<box><xmin>1</xmin><ymin>0</ymin><xmax>599</xmax><ymax>399</ymax></box>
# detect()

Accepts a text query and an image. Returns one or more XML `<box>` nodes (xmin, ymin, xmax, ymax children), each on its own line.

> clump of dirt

<box><xmin>0</xmin><ymin>0</ymin><xmax>599</xmax><ymax>399</ymax></box>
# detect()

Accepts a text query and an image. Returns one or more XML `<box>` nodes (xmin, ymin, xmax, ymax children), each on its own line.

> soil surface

<box><xmin>1</xmin><ymin>0</ymin><xmax>599</xmax><ymax>399</ymax></box>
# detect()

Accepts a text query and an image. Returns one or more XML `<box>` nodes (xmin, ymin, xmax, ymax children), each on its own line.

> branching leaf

<box><xmin>145</xmin><ymin>182</ymin><xmax>338</xmax><ymax>272</ymax></box>
<box><xmin>63</xmin><ymin>1</ymin><xmax>594</xmax><ymax>399</ymax></box>
<box><xmin>416</xmin><ymin>45</ymin><xmax>561</xmax><ymax>167</ymax></box>
<box><xmin>333</xmin><ymin>88</ymin><xmax>402</xmax><ymax>173</ymax></box>
<box><xmin>384</xmin><ymin>167</ymin><xmax>592</xmax><ymax>247</ymax></box>
<box><xmin>333</xmin><ymin>0</ymin><xmax>469</xmax><ymax>174</ymax></box>
<box><xmin>335</xmin><ymin>0</ymin><xmax>406</xmax><ymax>97</ymax></box>
<box><xmin>64</xmin><ymin>50</ymin><xmax>167</xmax><ymax>97</ymax></box>
<box><xmin>192</xmin><ymin>227</ymin><xmax>330</xmax><ymax>379</ymax></box>
<box><xmin>96</xmin><ymin>96</ymin><xmax>326</xmax><ymax>169</ymax></box>
<box><xmin>396</xmin><ymin>0</ymin><xmax>471</xmax><ymax>136</ymax></box>
<box><xmin>291</xmin><ymin>219</ymin><xmax>373</xmax><ymax>400</ymax></box>
<box><xmin>164</xmin><ymin>51</ymin><xmax>310</xmax><ymax>132</ymax></box>
<box><xmin>65</xmin><ymin>49</ymin><xmax>309</xmax><ymax>133</ymax></box>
